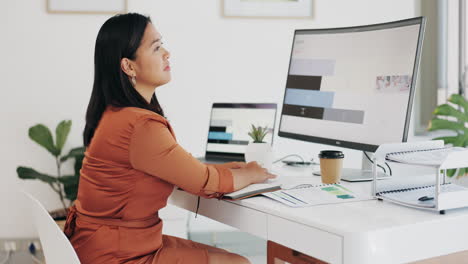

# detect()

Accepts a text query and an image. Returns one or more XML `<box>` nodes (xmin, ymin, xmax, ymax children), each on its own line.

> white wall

<box><xmin>1</xmin><ymin>0</ymin><xmax>417</xmax><ymax>238</ymax></box>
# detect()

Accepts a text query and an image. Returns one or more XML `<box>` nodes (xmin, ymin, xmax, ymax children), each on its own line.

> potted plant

<box><xmin>17</xmin><ymin>120</ymin><xmax>84</xmax><ymax>228</ymax></box>
<box><xmin>427</xmin><ymin>94</ymin><xmax>468</xmax><ymax>178</ymax></box>
<box><xmin>244</xmin><ymin>125</ymin><xmax>274</xmax><ymax>170</ymax></box>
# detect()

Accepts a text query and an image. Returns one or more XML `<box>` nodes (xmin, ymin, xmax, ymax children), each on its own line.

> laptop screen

<box><xmin>206</xmin><ymin>103</ymin><xmax>277</xmax><ymax>159</ymax></box>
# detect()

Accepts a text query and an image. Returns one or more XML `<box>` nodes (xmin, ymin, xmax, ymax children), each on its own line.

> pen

<box><xmin>418</xmin><ymin>196</ymin><xmax>434</xmax><ymax>201</ymax></box>
<box><xmin>281</xmin><ymin>191</ymin><xmax>308</xmax><ymax>204</ymax></box>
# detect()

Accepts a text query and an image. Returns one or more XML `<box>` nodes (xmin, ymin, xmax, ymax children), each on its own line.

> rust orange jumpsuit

<box><xmin>64</xmin><ymin>106</ymin><xmax>235</xmax><ymax>263</ymax></box>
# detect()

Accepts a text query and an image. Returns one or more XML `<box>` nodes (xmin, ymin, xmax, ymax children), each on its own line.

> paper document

<box><xmin>385</xmin><ymin>147</ymin><xmax>467</xmax><ymax>166</ymax></box>
<box><xmin>376</xmin><ymin>183</ymin><xmax>468</xmax><ymax>208</ymax></box>
<box><xmin>263</xmin><ymin>184</ymin><xmax>373</xmax><ymax>208</ymax></box>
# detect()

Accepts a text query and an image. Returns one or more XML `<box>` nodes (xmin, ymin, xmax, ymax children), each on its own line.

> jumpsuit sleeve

<box><xmin>129</xmin><ymin>116</ymin><xmax>234</xmax><ymax>198</ymax></box>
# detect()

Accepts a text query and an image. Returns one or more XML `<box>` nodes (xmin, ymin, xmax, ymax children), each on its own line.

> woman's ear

<box><xmin>121</xmin><ymin>58</ymin><xmax>135</xmax><ymax>77</ymax></box>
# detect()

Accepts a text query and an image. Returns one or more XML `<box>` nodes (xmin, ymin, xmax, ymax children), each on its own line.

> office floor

<box><xmin>1</xmin><ymin>215</ymin><xmax>265</xmax><ymax>264</ymax></box>
<box><xmin>1</xmin><ymin>253</ymin><xmax>264</xmax><ymax>264</ymax></box>
<box><xmin>0</xmin><ymin>250</ymin><xmax>44</xmax><ymax>264</ymax></box>
<box><xmin>4</xmin><ymin>236</ymin><xmax>468</xmax><ymax>264</ymax></box>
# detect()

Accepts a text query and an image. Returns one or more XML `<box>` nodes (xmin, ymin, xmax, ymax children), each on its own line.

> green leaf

<box><xmin>444</xmin><ymin>167</ymin><xmax>468</xmax><ymax>178</ymax></box>
<box><xmin>60</xmin><ymin>146</ymin><xmax>85</xmax><ymax>163</ymax></box>
<box><xmin>55</xmin><ymin>120</ymin><xmax>72</xmax><ymax>155</ymax></box>
<box><xmin>59</xmin><ymin>175</ymin><xmax>79</xmax><ymax>201</ymax></box>
<box><xmin>74</xmin><ymin>154</ymin><xmax>84</xmax><ymax>176</ymax></box>
<box><xmin>248</xmin><ymin>124</ymin><xmax>270</xmax><ymax>143</ymax></box>
<box><xmin>64</xmin><ymin>184</ymin><xmax>78</xmax><ymax>201</ymax></box>
<box><xmin>427</xmin><ymin>118</ymin><xmax>466</xmax><ymax>132</ymax></box>
<box><xmin>456</xmin><ymin>168</ymin><xmax>467</xmax><ymax>178</ymax></box>
<box><xmin>431</xmin><ymin>94</ymin><xmax>468</xmax><ymax>179</ymax></box>
<box><xmin>446</xmin><ymin>168</ymin><xmax>457</xmax><ymax>177</ymax></box>
<box><xmin>454</xmin><ymin>135</ymin><xmax>466</xmax><ymax>147</ymax></box>
<box><xmin>16</xmin><ymin>167</ymin><xmax>57</xmax><ymax>183</ymax></box>
<box><xmin>29</xmin><ymin>124</ymin><xmax>59</xmax><ymax>156</ymax></box>
<box><xmin>448</xmin><ymin>94</ymin><xmax>468</xmax><ymax>114</ymax></box>
<box><xmin>433</xmin><ymin>136</ymin><xmax>463</xmax><ymax>146</ymax></box>
<box><xmin>57</xmin><ymin>175</ymin><xmax>78</xmax><ymax>185</ymax></box>
<box><xmin>433</xmin><ymin>104</ymin><xmax>467</xmax><ymax>122</ymax></box>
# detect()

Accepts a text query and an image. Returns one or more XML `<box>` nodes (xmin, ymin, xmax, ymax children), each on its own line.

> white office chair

<box><xmin>22</xmin><ymin>191</ymin><xmax>81</xmax><ymax>264</ymax></box>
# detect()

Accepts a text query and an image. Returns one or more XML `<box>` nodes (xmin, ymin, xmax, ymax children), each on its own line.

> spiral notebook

<box><xmin>262</xmin><ymin>183</ymin><xmax>373</xmax><ymax>208</ymax></box>
<box><xmin>385</xmin><ymin>147</ymin><xmax>466</xmax><ymax>166</ymax></box>
<box><xmin>376</xmin><ymin>183</ymin><xmax>468</xmax><ymax>208</ymax></box>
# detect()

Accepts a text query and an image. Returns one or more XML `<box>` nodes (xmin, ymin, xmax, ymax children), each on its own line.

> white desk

<box><xmin>168</xmin><ymin>164</ymin><xmax>468</xmax><ymax>264</ymax></box>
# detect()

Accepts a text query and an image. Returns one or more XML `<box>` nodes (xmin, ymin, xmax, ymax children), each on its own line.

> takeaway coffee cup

<box><xmin>318</xmin><ymin>150</ymin><xmax>344</xmax><ymax>184</ymax></box>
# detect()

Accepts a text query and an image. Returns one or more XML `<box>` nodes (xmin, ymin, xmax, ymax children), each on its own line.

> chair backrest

<box><xmin>22</xmin><ymin>191</ymin><xmax>81</xmax><ymax>264</ymax></box>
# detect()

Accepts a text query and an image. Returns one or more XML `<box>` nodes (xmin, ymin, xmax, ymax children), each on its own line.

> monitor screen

<box><xmin>206</xmin><ymin>103</ymin><xmax>277</xmax><ymax>157</ymax></box>
<box><xmin>278</xmin><ymin>17</ymin><xmax>425</xmax><ymax>152</ymax></box>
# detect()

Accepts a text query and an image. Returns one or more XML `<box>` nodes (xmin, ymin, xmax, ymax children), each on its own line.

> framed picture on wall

<box><xmin>47</xmin><ymin>0</ymin><xmax>127</xmax><ymax>14</ymax></box>
<box><xmin>223</xmin><ymin>0</ymin><xmax>313</xmax><ymax>18</ymax></box>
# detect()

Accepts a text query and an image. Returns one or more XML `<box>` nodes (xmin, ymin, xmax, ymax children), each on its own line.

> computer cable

<box><xmin>195</xmin><ymin>196</ymin><xmax>200</xmax><ymax>218</ymax></box>
<box><xmin>385</xmin><ymin>162</ymin><xmax>393</xmax><ymax>176</ymax></box>
<box><xmin>31</xmin><ymin>254</ymin><xmax>44</xmax><ymax>264</ymax></box>
<box><xmin>363</xmin><ymin>151</ymin><xmax>390</xmax><ymax>175</ymax></box>
<box><xmin>273</xmin><ymin>154</ymin><xmax>305</xmax><ymax>164</ymax></box>
<box><xmin>0</xmin><ymin>250</ymin><xmax>11</xmax><ymax>264</ymax></box>
<box><xmin>282</xmin><ymin>160</ymin><xmax>316</xmax><ymax>166</ymax></box>
<box><xmin>28</xmin><ymin>242</ymin><xmax>44</xmax><ymax>264</ymax></box>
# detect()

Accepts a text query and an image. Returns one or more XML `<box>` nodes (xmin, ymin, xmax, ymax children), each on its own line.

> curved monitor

<box><xmin>278</xmin><ymin>17</ymin><xmax>426</xmax><ymax>152</ymax></box>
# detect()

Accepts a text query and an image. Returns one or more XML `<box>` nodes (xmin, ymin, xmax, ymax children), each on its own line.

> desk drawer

<box><xmin>199</xmin><ymin>199</ymin><xmax>268</xmax><ymax>239</ymax></box>
<box><xmin>169</xmin><ymin>190</ymin><xmax>268</xmax><ymax>239</ymax></box>
<box><xmin>268</xmin><ymin>216</ymin><xmax>342</xmax><ymax>264</ymax></box>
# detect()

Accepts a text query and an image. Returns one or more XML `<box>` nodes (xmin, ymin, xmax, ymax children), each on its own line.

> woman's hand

<box><xmin>230</xmin><ymin>161</ymin><xmax>277</xmax><ymax>191</ymax></box>
<box><xmin>220</xmin><ymin>161</ymin><xmax>247</xmax><ymax>169</ymax></box>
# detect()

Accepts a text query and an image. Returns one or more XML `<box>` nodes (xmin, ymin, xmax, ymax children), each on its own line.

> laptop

<box><xmin>198</xmin><ymin>103</ymin><xmax>277</xmax><ymax>164</ymax></box>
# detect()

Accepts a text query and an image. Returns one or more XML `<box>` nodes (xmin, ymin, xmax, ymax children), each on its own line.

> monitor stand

<box><xmin>341</xmin><ymin>152</ymin><xmax>390</xmax><ymax>182</ymax></box>
<box><xmin>313</xmin><ymin>152</ymin><xmax>391</xmax><ymax>182</ymax></box>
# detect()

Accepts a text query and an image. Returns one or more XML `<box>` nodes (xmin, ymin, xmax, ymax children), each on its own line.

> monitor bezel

<box><xmin>205</xmin><ymin>103</ymin><xmax>278</xmax><ymax>159</ymax></box>
<box><xmin>278</xmin><ymin>17</ymin><xmax>426</xmax><ymax>153</ymax></box>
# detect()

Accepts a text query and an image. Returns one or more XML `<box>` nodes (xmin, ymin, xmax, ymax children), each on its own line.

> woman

<box><xmin>63</xmin><ymin>13</ymin><xmax>276</xmax><ymax>264</ymax></box>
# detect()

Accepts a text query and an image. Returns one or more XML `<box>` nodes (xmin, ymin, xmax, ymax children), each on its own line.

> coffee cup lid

<box><xmin>319</xmin><ymin>150</ymin><xmax>344</xmax><ymax>159</ymax></box>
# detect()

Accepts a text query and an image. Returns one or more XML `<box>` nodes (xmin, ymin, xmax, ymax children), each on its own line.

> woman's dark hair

<box><xmin>83</xmin><ymin>13</ymin><xmax>165</xmax><ymax>147</ymax></box>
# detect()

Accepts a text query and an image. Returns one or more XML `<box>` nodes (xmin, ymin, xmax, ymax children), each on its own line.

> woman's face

<box><xmin>133</xmin><ymin>23</ymin><xmax>171</xmax><ymax>88</ymax></box>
